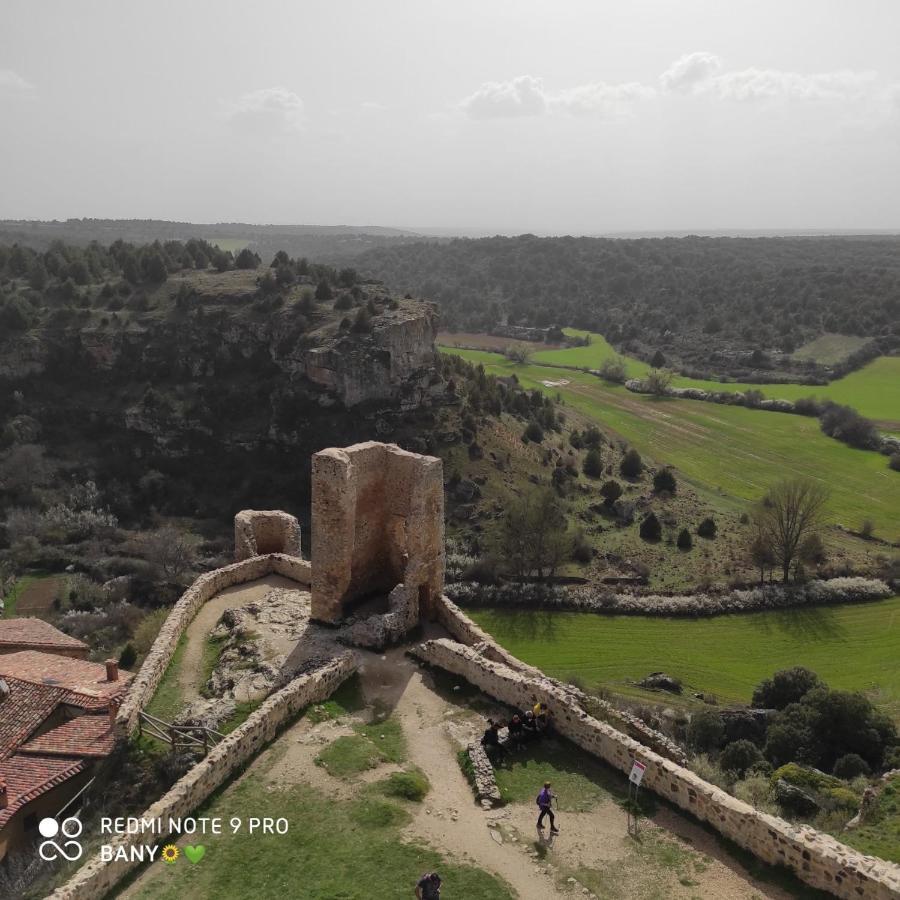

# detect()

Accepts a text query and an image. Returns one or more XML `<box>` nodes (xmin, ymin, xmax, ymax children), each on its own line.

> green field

<box><xmin>470</xmin><ymin>597</ymin><xmax>900</xmax><ymax>719</ymax></box>
<box><xmin>487</xmin><ymin>330</ymin><xmax>900</xmax><ymax>425</ymax></box>
<box><xmin>206</xmin><ymin>237</ymin><xmax>248</xmax><ymax>253</ymax></box>
<box><xmin>792</xmin><ymin>333</ymin><xmax>870</xmax><ymax>366</ymax></box>
<box><xmin>442</xmin><ymin>347</ymin><xmax>900</xmax><ymax>539</ymax></box>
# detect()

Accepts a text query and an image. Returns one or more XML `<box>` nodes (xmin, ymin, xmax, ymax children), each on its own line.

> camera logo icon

<box><xmin>38</xmin><ymin>816</ymin><xmax>84</xmax><ymax>862</ymax></box>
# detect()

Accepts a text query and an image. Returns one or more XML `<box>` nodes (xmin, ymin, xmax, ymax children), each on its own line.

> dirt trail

<box><xmin>360</xmin><ymin>649</ymin><xmax>795</xmax><ymax>900</ymax></box>
<box><xmin>177</xmin><ymin>574</ymin><xmax>298</xmax><ymax>703</ymax></box>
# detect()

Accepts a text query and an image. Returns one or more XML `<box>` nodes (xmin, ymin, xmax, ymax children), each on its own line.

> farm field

<box><xmin>792</xmin><ymin>333</ymin><xmax>870</xmax><ymax>365</ymax></box>
<box><xmin>470</xmin><ymin>595</ymin><xmax>900</xmax><ymax>720</ymax></box>
<box><xmin>442</xmin><ymin>330</ymin><xmax>900</xmax><ymax>426</ymax></box>
<box><xmin>2</xmin><ymin>574</ymin><xmax>63</xmax><ymax>617</ymax></box>
<box><xmin>441</xmin><ymin>347</ymin><xmax>900</xmax><ymax>539</ymax></box>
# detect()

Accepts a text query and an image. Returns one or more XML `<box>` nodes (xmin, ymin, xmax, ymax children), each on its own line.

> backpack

<box><xmin>536</xmin><ymin>789</ymin><xmax>550</xmax><ymax>807</ymax></box>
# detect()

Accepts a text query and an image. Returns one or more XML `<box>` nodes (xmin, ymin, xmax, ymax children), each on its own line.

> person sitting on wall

<box><xmin>507</xmin><ymin>713</ymin><xmax>526</xmax><ymax>751</ymax></box>
<box><xmin>533</xmin><ymin>701</ymin><xmax>550</xmax><ymax>733</ymax></box>
<box><xmin>480</xmin><ymin>719</ymin><xmax>505</xmax><ymax>764</ymax></box>
<box><xmin>522</xmin><ymin>709</ymin><xmax>540</xmax><ymax>740</ymax></box>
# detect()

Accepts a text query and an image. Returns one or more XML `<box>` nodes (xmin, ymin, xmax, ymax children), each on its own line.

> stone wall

<box><xmin>234</xmin><ymin>510</ymin><xmax>302</xmax><ymax>561</ymax></box>
<box><xmin>466</xmin><ymin>742</ymin><xmax>502</xmax><ymax>809</ymax></box>
<box><xmin>310</xmin><ymin>442</ymin><xmax>444</xmax><ymax>635</ymax></box>
<box><xmin>412</xmin><ymin>638</ymin><xmax>900</xmax><ymax>900</ymax></box>
<box><xmin>49</xmin><ymin>653</ymin><xmax>357</xmax><ymax>900</ymax></box>
<box><xmin>117</xmin><ymin>553</ymin><xmax>310</xmax><ymax>736</ymax></box>
<box><xmin>434</xmin><ymin>595</ymin><xmax>687</xmax><ymax>766</ymax></box>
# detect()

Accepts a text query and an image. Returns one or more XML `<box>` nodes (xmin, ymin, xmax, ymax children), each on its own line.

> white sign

<box><xmin>629</xmin><ymin>760</ymin><xmax>646</xmax><ymax>787</ymax></box>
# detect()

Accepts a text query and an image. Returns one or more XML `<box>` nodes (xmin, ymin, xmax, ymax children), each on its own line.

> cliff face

<box><xmin>0</xmin><ymin>283</ymin><xmax>446</xmax><ymax>517</ymax></box>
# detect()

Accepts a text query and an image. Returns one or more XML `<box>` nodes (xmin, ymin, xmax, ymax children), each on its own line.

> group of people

<box><xmin>480</xmin><ymin>698</ymin><xmax>551</xmax><ymax>764</ymax></box>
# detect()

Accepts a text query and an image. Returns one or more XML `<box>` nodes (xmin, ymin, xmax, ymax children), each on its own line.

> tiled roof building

<box><xmin>0</xmin><ymin>619</ymin><xmax>89</xmax><ymax>659</ymax></box>
<box><xmin>0</xmin><ymin>647</ymin><xmax>132</xmax><ymax>860</ymax></box>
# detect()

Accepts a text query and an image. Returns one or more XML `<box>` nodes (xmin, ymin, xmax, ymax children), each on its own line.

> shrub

<box><xmin>732</xmin><ymin>775</ymin><xmax>777</xmax><ymax>813</ymax></box>
<box><xmin>597</xmin><ymin>357</ymin><xmax>627</xmax><ymax>383</ymax></box>
<box><xmin>859</xmin><ymin>519</ymin><xmax>875</xmax><ymax>540</ymax></box>
<box><xmin>752</xmin><ymin>667</ymin><xmax>823</xmax><ymax>710</ymax></box>
<box><xmin>620</xmin><ymin>448</ymin><xmax>643</xmax><ymax>478</ymax></box>
<box><xmin>889</xmin><ymin>453</ymin><xmax>900</xmax><ymax>472</ymax></box>
<box><xmin>235</xmin><ymin>248</ymin><xmax>260</xmax><ymax>270</ymax></box>
<box><xmin>652</xmin><ymin>468</ymin><xmax>677</xmax><ymax>494</ymax></box>
<box><xmin>720</xmin><ymin>740</ymin><xmax>764</xmax><ymax>777</ymax></box>
<box><xmin>689</xmin><ymin>753</ymin><xmax>730</xmax><ymax>789</ymax></box>
<box><xmin>118</xmin><ymin>642</ymin><xmax>137</xmax><ymax>670</ymax></box>
<box><xmin>676</xmin><ymin>528</ymin><xmax>692</xmax><ymax>550</ymax></box>
<box><xmin>599</xmin><ymin>480</ymin><xmax>622</xmax><ymax>505</ymax></box>
<box><xmin>315</xmin><ymin>279</ymin><xmax>333</xmax><ymax>301</ymax></box>
<box><xmin>697</xmin><ymin>517</ymin><xmax>717</xmax><ymax>538</ymax></box>
<box><xmin>523</xmin><ymin>421</ymin><xmax>544</xmax><ymax>443</ymax></box>
<box><xmin>639</xmin><ymin>512</ymin><xmax>662</xmax><ymax>541</ymax></box>
<box><xmin>351</xmin><ymin>307</ymin><xmax>372</xmax><ymax>333</ymax></box>
<box><xmin>380</xmin><ymin>768</ymin><xmax>430</xmax><ymax>801</ymax></box>
<box><xmin>583</xmin><ymin>448</ymin><xmax>603</xmax><ymax>478</ymax></box>
<box><xmin>583</xmin><ymin>426</ymin><xmax>603</xmax><ymax>447</ymax></box>
<box><xmin>688</xmin><ymin>709</ymin><xmax>725</xmax><ymax>753</ymax></box>
<box><xmin>819</xmin><ymin>402</ymin><xmax>880</xmax><ymax>450</ymax></box>
<box><xmin>832</xmin><ymin>753</ymin><xmax>871</xmax><ymax>780</ymax></box>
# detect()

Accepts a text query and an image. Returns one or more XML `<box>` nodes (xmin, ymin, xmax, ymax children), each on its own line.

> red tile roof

<box><xmin>20</xmin><ymin>714</ymin><xmax>114</xmax><ymax>758</ymax></box>
<box><xmin>0</xmin><ymin>618</ymin><xmax>88</xmax><ymax>653</ymax></box>
<box><xmin>0</xmin><ymin>651</ymin><xmax>132</xmax><ymax>702</ymax></box>
<box><xmin>0</xmin><ymin>676</ymin><xmax>71</xmax><ymax>761</ymax></box>
<box><xmin>0</xmin><ymin>754</ymin><xmax>87</xmax><ymax>830</ymax></box>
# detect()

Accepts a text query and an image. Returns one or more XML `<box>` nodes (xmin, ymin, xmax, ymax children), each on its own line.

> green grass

<box><xmin>307</xmin><ymin>674</ymin><xmax>366</xmax><ymax>722</ymax></box>
<box><xmin>127</xmin><ymin>775</ymin><xmax>513</xmax><ymax>900</ymax></box>
<box><xmin>206</xmin><ymin>237</ymin><xmax>248</xmax><ymax>253</ymax></box>
<box><xmin>314</xmin><ymin>716</ymin><xmax>407</xmax><ymax>777</ymax></box>
<box><xmin>375</xmin><ymin>767</ymin><xmax>431</xmax><ymax>801</ymax></box>
<box><xmin>840</xmin><ymin>774</ymin><xmax>900</xmax><ymax>862</ymax></box>
<box><xmin>448</xmin><ymin>329</ymin><xmax>900</xmax><ymax>425</ymax></box>
<box><xmin>792</xmin><ymin>333</ymin><xmax>870</xmax><ymax>366</ymax></box>
<box><xmin>199</xmin><ymin>634</ymin><xmax>227</xmax><ymax>698</ymax></box>
<box><xmin>470</xmin><ymin>596</ymin><xmax>900</xmax><ymax>720</ymax></box>
<box><xmin>492</xmin><ymin>734</ymin><xmax>631</xmax><ymax>813</ymax></box>
<box><xmin>145</xmin><ymin>634</ymin><xmax>188</xmax><ymax>724</ymax></box>
<box><xmin>1</xmin><ymin>575</ymin><xmax>36</xmax><ymax>617</ymax></box>
<box><xmin>441</xmin><ymin>347</ymin><xmax>900</xmax><ymax>538</ymax></box>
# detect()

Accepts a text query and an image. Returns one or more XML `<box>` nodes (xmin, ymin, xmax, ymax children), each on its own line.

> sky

<box><xmin>2</xmin><ymin>0</ymin><xmax>899</xmax><ymax>234</ymax></box>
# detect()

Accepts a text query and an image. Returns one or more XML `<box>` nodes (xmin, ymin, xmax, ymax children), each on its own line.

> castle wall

<box><xmin>234</xmin><ymin>510</ymin><xmax>302</xmax><ymax>561</ymax></box>
<box><xmin>49</xmin><ymin>653</ymin><xmax>357</xmax><ymax>900</ymax></box>
<box><xmin>411</xmin><ymin>638</ymin><xmax>900</xmax><ymax>900</ymax></box>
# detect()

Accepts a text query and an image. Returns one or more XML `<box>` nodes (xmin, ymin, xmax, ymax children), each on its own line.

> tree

<box><xmin>697</xmin><ymin>517</ymin><xmax>717</xmax><ymax>539</ymax></box>
<box><xmin>523</xmin><ymin>421</ymin><xmax>544</xmax><ymax>443</ymax></box>
<box><xmin>650</xmin><ymin>350</ymin><xmax>666</xmax><ymax>368</ymax></box>
<box><xmin>653</xmin><ymin>468</ymin><xmax>676</xmax><ymax>494</ymax></box>
<box><xmin>720</xmin><ymin>740</ymin><xmax>764</xmax><ymax>777</ymax></box>
<box><xmin>503</xmin><ymin>343</ymin><xmax>532</xmax><ymax>364</ymax></box>
<box><xmin>620</xmin><ymin>448</ymin><xmax>643</xmax><ymax>478</ymax></box>
<box><xmin>140</xmin><ymin>526</ymin><xmax>198</xmax><ymax>583</ymax></box>
<box><xmin>747</xmin><ymin>518</ymin><xmax>776</xmax><ymax>583</ymax></box>
<box><xmin>752</xmin><ymin>667</ymin><xmax>822</xmax><ymax>710</ymax></box>
<box><xmin>28</xmin><ymin>259</ymin><xmax>48</xmax><ymax>290</ymax></box>
<box><xmin>491</xmin><ymin>488</ymin><xmax>573</xmax><ymax>580</ymax></box>
<box><xmin>351</xmin><ymin>307</ymin><xmax>372</xmax><ymax>333</ymax></box>
<box><xmin>597</xmin><ymin>356</ymin><xmax>627</xmax><ymax>383</ymax></box>
<box><xmin>753</xmin><ymin>478</ymin><xmax>829</xmax><ymax>583</ymax></box>
<box><xmin>118</xmin><ymin>642</ymin><xmax>137</xmax><ymax>669</ymax></box>
<box><xmin>235</xmin><ymin>248</ymin><xmax>260</xmax><ymax>270</ymax></box>
<box><xmin>143</xmin><ymin>252</ymin><xmax>168</xmax><ymax>283</ymax></box>
<box><xmin>676</xmin><ymin>528</ymin><xmax>692</xmax><ymax>550</ymax></box>
<box><xmin>599</xmin><ymin>480</ymin><xmax>622</xmax><ymax>505</ymax></box>
<box><xmin>645</xmin><ymin>368</ymin><xmax>674</xmax><ymax>396</ymax></box>
<box><xmin>688</xmin><ymin>709</ymin><xmax>725</xmax><ymax>752</ymax></box>
<box><xmin>583</xmin><ymin>448</ymin><xmax>603</xmax><ymax>478</ymax></box>
<box><xmin>639</xmin><ymin>512</ymin><xmax>662</xmax><ymax>541</ymax></box>
<box><xmin>315</xmin><ymin>279</ymin><xmax>333</xmax><ymax>301</ymax></box>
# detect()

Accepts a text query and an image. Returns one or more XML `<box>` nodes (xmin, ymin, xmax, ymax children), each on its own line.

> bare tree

<box><xmin>492</xmin><ymin>487</ymin><xmax>572</xmax><ymax>581</ymax></box>
<box><xmin>644</xmin><ymin>368</ymin><xmax>674</xmax><ymax>396</ymax></box>
<box><xmin>753</xmin><ymin>479</ymin><xmax>829</xmax><ymax>583</ymax></box>
<box><xmin>140</xmin><ymin>526</ymin><xmax>199</xmax><ymax>583</ymax></box>
<box><xmin>746</xmin><ymin>516</ymin><xmax>776</xmax><ymax>583</ymax></box>
<box><xmin>503</xmin><ymin>343</ymin><xmax>533</xmax><ymax>365</ymax></box>
<box><xmin>597</xmin><ymin>356</ymin><xmax>627</xmax><ymax>383</ymax></box>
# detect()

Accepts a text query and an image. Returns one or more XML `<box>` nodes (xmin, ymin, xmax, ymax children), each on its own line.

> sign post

<box><xmin>627</xmin><ymin>759</ymin><xmax>646</xmax><ymax>836</ymax></box>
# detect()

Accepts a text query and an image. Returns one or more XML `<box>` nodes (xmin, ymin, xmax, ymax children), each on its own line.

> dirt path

<box><xmin>177</xmin><ymin>574</ymin><xmax>299</xmax><ymax>703</ymax></box>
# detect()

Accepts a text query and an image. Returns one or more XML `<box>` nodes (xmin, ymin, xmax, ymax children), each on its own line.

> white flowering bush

<box><xmin>446</xmin><ymin>577</ymin><xmax>892</xmax><ymax>617</ymax></box>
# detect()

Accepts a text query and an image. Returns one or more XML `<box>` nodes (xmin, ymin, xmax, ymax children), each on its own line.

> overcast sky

<box><xmin>2</xmin><ymin>0</ymin><xmax>899</xmax><ymax>234</ymax></box>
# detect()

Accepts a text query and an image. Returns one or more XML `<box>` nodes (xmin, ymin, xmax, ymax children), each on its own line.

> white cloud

<box><xmin>224</xmin><ymin>87</ymin><xmax>305</xmax><ymax>134</ymax></box>
<box><xmin>714</xmin><ymin>67</ymin><xmax>877</xmax><ymax>102</ymax></box>
<box><xmin>551</xmin><ymin>81</ymin><xmax>655</xmax><ymax>115</ymax></box>
<box><xmin>460</xmin><ymin>75</ymin><xmax>653</xmax><ymax>119</ymax></box>
<box><xmin>0</xmin><ymin>69</ymin><xmax>35</xmax><ymax>95</ymax></box>
<box><xmin>461</xmin><ymin>75</ymin><xmax>548</xmax><ymax>119</ymax></box>
<box><xmin>660</xmin><ymin>52</ymin><xmax>723</xmax><ymax>94</ymax></box>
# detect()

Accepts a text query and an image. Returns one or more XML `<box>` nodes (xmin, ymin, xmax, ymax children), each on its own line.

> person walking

<box><xmin>536</xmin><ymin>781</ymin><xmax>559</xmax><ymax>833</ymax></box>
<box><xmin>415</xmin><ymin>871</ymin><xmax>442</xmax><ymax>899</ymax></box>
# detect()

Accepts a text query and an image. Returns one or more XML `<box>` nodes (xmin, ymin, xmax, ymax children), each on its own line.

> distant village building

<box><xmin>0</xmin><ymin>650</ymin><xmax>132</xmax><ymax>860</ymax></box>
<box><xmin>0</xmin><ymin>619</ymin><xmax>89</xmax><ymax>659</ymax></box>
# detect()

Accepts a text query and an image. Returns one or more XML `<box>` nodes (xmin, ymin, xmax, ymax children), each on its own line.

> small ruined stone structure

<box><xmin>234</xmin><ymin>510</ymin><xmax>302</xmax><ymax>561</ymax></box>
<box><xmin>310</xmin><ymin>442</ymin><xmax>444</xmax><ymax>643</ymax></box>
